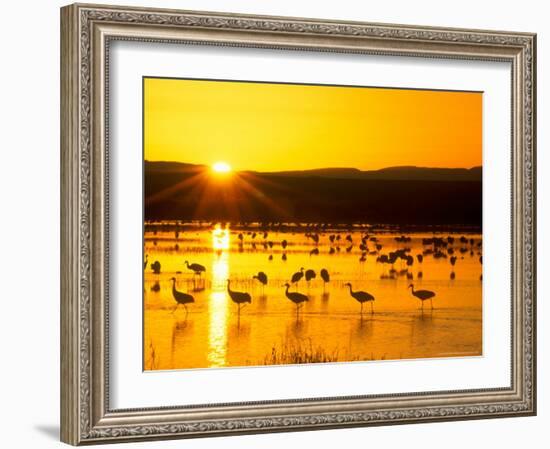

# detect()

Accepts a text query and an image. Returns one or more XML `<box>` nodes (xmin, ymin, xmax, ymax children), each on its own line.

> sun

<box><xmin>212</xmin><ymin>161</ymin><xmax>232</xmax><ymax>174</ymax></box>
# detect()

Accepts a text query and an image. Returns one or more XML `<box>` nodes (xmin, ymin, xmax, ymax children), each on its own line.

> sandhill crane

<box><xmin>408</xmin><ymin>284</ymin><xmax>436</xmax><ymax>309</ymax></box>
<box><xmin>151</xmin><ymin>260</ymin><xmax>161</xmax><ymax>274</ymax></box>
<box><xmin>184</xmin><ymin>260</ymin><xmax>206</xmax><ymax>277</ymax></box>
<box><xmin>283</xmin><ymin>283</ymin><xmax>308</xmax><ymax>315</ymax></box>
<box><xmin>450</xmin><ymin>255</ymin><xmax>457</xmax><ymax>279</ymax></box>
<box><xmin>169</xmin><ymin>277</ymin><xmax>194</xmax><ymax>315</ymax></box>
<box><xmin>227</xmin><ymin>279</ymin><xmax>251</xmax><ymax>315</ymax></box>
<box><xmin>282</xmin><ymin>253</ymin><xmax>287</xmax><ymax>261</ymax></box>
<box><xmin>320</xmin><ymin>268</ymin><xmax>330</xmax><ymax>292</ymax></box>
<box><xmin>143</xmin><ymin>254</ymin><xmax>148</xmax><ymax>270</ymax></box>
<box><xmin>309</xmin><ymin>248</ymin><xmax>319</xmax><ymax>256</ymax></box>
<box><xmin>344</xmin><ymin>283</ymin><xmax>375</xmax><ymax>314</ymax></box>
<box><xmin>253</xmin><ymin>271</ymin><xmax>268</xmax><ymax>292</ymax></box>
<box><xmin>305</xmin><ymin>269</ymin><xmax>316</xmax><ymax>288</ymax></box>
<box><xmin>291</xmin><ymin>267</ymin><xmax>304</xmax><ymax>287</ymax></box>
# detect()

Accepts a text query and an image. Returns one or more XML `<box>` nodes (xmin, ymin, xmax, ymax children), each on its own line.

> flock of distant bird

<box><xmin>147</xmin><ymin>231</ymin><xmax>482</xmax><ymax>282</ymax></box>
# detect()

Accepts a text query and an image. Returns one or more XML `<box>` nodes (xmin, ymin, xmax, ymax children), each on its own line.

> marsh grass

<box><xmin>264</xmin><ymin>339</ymin><xmax>365</xmax><ymax>365</ymax></box>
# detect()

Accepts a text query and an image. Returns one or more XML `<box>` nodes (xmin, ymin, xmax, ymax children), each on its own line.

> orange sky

<box><xmin>144</xmin><ymin>77</ymin><xmax>482</xmax><ymax>171</ymax></box>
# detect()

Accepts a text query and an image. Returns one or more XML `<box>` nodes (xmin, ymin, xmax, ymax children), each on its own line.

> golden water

<box><xmin>143</xmin><ymin>223</ymin><xmax>482</xmax><ymax>370</ymax></box>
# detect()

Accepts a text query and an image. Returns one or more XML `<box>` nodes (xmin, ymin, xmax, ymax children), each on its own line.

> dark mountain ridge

<box><xmin>144</xmin><ymin>161</ymin><xmax>482</xmax><ymax>226</ymax></box>
<box><xmin>145</xmin><ymin>160</ymin><xmax>482</xmax><ymax>182</ymax></box>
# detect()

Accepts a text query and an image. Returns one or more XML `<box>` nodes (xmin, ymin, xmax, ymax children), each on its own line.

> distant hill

<box><xmin>144</xmin><ymin>161</ymin><xmax>482</xmax><ymax>225</ymax></box>
<box><xmin>258</xmin><ymin>165</ymin><xmax>482</xmax><ymax>182</ymax></box>
<box><xmin>145</xmin><ymin>161</ymin><xmax>482</xmax><ymax>182</ymax></box>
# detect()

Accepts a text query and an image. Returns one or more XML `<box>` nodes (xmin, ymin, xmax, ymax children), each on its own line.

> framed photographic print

<box><xmin>60</xmin><ymin>3</ymin><xmax>537</xmax><ymax>445</ymax></box>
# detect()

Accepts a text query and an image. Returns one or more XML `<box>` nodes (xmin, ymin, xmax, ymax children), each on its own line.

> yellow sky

<box><xmin>144</xmin><ymin>77</ymin><xmax>481</xmax><ymax>171</ymax></box>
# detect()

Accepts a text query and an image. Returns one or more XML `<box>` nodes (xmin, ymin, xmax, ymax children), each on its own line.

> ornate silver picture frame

<box><xmin>61</xmin><ymin>3</ymin><xmax>536</xmax><ymax>445</ymax></box>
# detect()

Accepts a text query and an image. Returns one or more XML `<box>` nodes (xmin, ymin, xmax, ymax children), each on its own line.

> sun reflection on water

<box><xmin>207</xmin><ymin>232</ymin><xmax>230</xmax><ymax>367</ymax></box>
<box><xmin>212</xmin><ymin>224</ymin><xmax>230</xmax><ymax>250</ymax></box>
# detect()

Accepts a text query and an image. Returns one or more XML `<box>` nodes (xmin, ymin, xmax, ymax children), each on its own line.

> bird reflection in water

<box><xmin>409</xmin><ymin>311</ymin><xmax>435</xmax><ymax>348</ymax></box>
<box><xmin>354</xmin><ymin>315</ymin><xmax>374</xmax><ymax>337</ymax></box>
<box><xmin>170</xmin><ymin>319</ymin><xmax>194</xmax><ymax>367</ymax></box>
<box><xmin>287</xmin><ymin>317</ymin><xmax>308</xmax><ymax>336</ymax></box>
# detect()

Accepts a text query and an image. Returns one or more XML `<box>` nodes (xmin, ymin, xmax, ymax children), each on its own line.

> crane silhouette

<box><xmin>184</xmin><ymin>260</ymin><xmax>206</xmax><ymax>277</ymax></box>
<box><xmin>284</xmin><ymin>283</ymin><xmax>308</xmax><ymax>316</ymax></box>
<box><xmin>344</xmin><ymin>283</ymin><xmax>375</xmax><ymax>314</ymax></box>
<box><xmin>227</xmin><ymin>279</ymin><xmax>251</xmax><ymax>316</ymax></box>
<box><xmin>290</xmin><ymin>267</ymin><xmax>304</xmax><ymax>288</ymax></box>
<box><xmin>408</xmin><ymin>284</ymin><xmax>436</xmax><ymax>309</ymax></box>
<box><xmin>143</xmin><ymin>254</ymin><xmax>148</xmax><ymax>270</ymax></box>
<box><xmin>169</xmin><ymin>277</ymin><xmax>194</xmax><ymax>315</ymax></box>
<box><xmin>253</xmin><ymin>271</ymin><xmax>268</xmax><ymax>293</ymax></box>
<box><xmin>320</xmin><ymin>268</ymin><xmax>330</xmax><ymax>292</ymax></box>
<box><xmin>305</xmin><ymin>269</ymin><xmax>316</xmax><ymax>288</ymax></box>
<box><xmin>151</xmin><ymin>260</ymin><xmax>161</xmax><ymax>274</ymax></box>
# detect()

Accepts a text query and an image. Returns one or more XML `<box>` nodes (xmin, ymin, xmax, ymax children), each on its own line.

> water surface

<box><xmin>143</xmin><ymin>223</ymin><xmax>482</xmax><ymax>370</ymax></box>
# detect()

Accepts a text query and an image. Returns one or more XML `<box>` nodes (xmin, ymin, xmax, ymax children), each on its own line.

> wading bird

<box><xmin>151</xmin><ymin>260</ymin><xmax>161</xmax><ymax>274</ymax></box>
<box><xmin>143</xmin><ymin>254</ymin><xmax>148</xmax><ymax>270</ymax></box>
<box><xmin>320</xmin><ymin>268</ymin><xmax>330</xmax><ymax>292</ymax></box>
<box><xmin>344</xmin><ymin>283</ymin><xmax>375</xmax><ymax>314</ymax></box>
<box><xmin>305</xmin><ymin>269</ymin><xmax>316</xmax><ymax>288</ymax></box>
<box><xmin>253</xmin><ymin>271</ymin><xmax>268</xmax><ymax>292</ymax></box>
<box><xmin>227</xmin><ymin>279</ymin><xmax>251</xmax><ymax>315</ymax></box>
<box><xmin>184</xmin><ymin>260</ymin><xmax>206</xmax><ymax>277</ymax></box>
<box><xmin>291</xmin><ymin>267</ymin><xmax>304</xmax><ymax>287</ymax></box>
<box><xmin>169</xmin><ymin>277</ymin><xmax>194</xmax><ymax>315</ymax></box>
<box><xmin>283</xmin><ymin>283</ymin><xmax>308</xmax><ymax>315</ymax></box>
<box><xmin>408</xmin><ymin>284</ymin><xmax>436</xmax><ymax>309</ymax></box>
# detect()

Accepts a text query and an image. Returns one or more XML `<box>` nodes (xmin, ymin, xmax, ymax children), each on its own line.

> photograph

<box><xmin>142</xmin><ymin>77</ymin><xmax>483</xmax><ymax>371</ymax></box>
